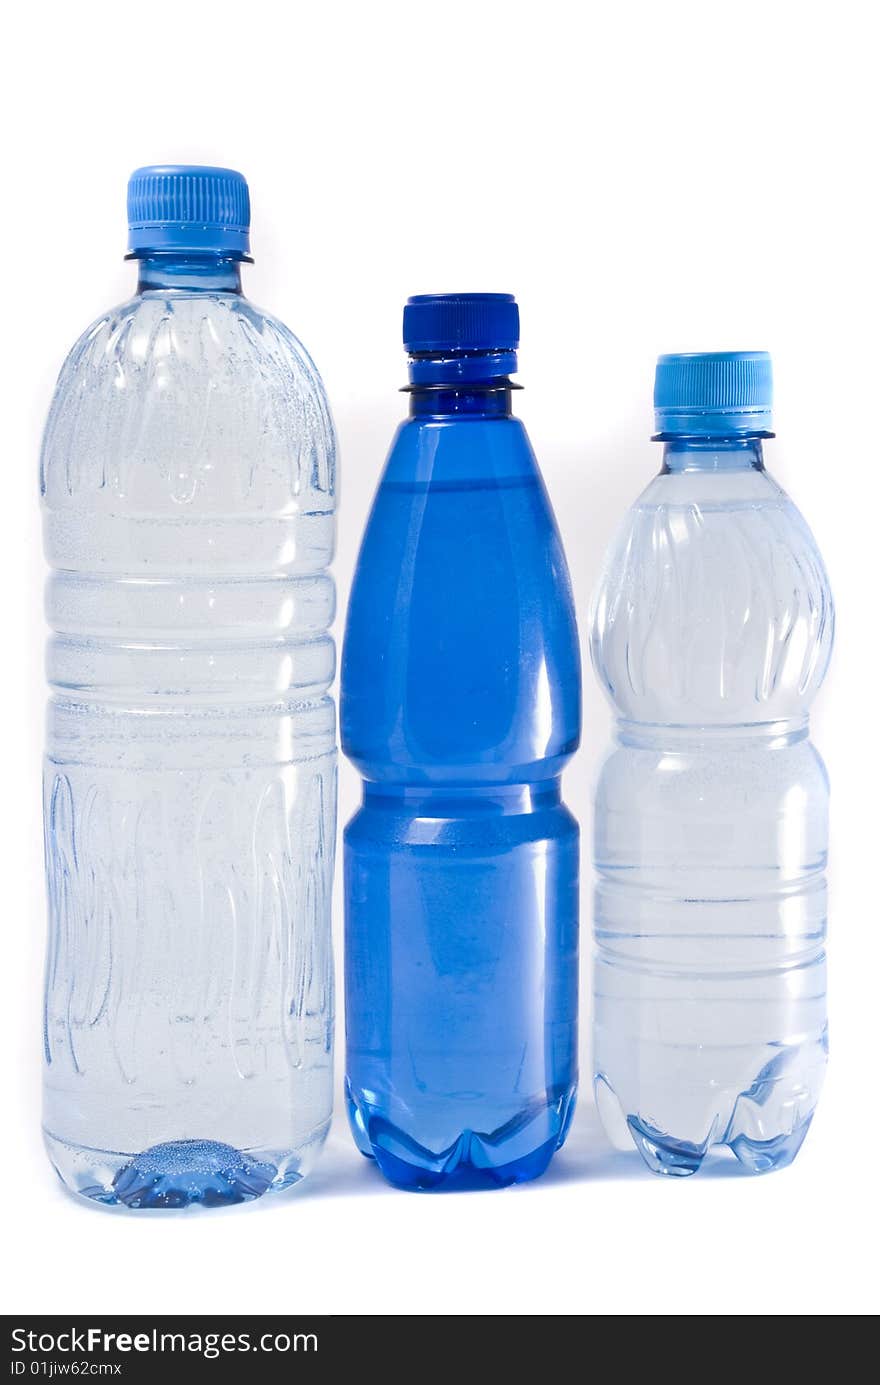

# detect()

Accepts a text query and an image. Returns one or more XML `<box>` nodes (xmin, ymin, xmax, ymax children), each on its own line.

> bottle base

<box><xmin>346</xmin><ymin>1081</ymin><xmax>576</xmax><ymax>1191</ymax></box>
<box><xmin>595</xmin><ymin>1073</ymin><xmax>817</xmax><ymax>1177</ymax></box>
<box><xmin>43</xmin><ymin>1124</ymin><xmax>329</xmax><ymax>1210</ymax></box>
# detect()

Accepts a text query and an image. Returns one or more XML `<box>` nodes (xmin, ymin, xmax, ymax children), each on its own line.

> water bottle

<box><xmin>591</xmin><ymin>352</ymin><xmax>833</xmax><ymax>1176</ymax></box>
<box><xmin>40</xmin><ymin>166</ymin><xmax>337</xmax><ymax>1208</ymax></box>
<box><xmin>342</xmin><ymin>294</ymin><xmax>581</xmax><ymax>1190</ymax></box>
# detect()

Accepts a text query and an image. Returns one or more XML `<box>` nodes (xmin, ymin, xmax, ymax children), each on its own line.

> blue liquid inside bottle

<box><xmin>342</xmin><ymin>295</ymin><xmax>581</xmax><ymax>1190</ymax></box>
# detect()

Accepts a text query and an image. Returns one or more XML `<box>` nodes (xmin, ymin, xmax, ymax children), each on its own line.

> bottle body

<box><xmin>343</xmin><ymin>403</ymin><xmax>581</xmax><ymax>1189</ymax></box>
<box><xmin>41</xmin><ymin>276</ymin><xmax>337</xmax><ymax>1206</ymax></box>
<box><xmin>591</xmin><ymin>445</ymin><xmax>833</xmax><ymax>1174</ymax></box>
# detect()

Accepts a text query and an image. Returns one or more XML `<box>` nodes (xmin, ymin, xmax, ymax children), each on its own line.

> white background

<box><xmin>2</xmin><ymin>0</ymin><xmax>877</xmax><ymax>1318</ymax></box>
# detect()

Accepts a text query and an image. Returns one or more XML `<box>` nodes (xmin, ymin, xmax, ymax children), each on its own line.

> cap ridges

<box><xmin>403</xmin><ymin>293</ymin><xmax>519</xmax><ymax>353</ymax></box>
<box><xmin>127</xmin><ymin>165</ymin><xmax>251</xmax><ymax>257</ymax></box>
<box><xmin>654</xmin><ymin>351</ymin><xmax>773</xmax><ymax>436</ymax></box>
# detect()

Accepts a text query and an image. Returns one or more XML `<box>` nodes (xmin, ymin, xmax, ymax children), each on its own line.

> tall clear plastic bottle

<box><xmin>591</xmin><ymin>353</ymin><xmax>833</xmax><ymax>1175</ymax></box>
<box><xmin>342</xmin><ymin>294</ymin><xmax>581</xmax><ymax>1190</ymax></box>
<box><xmin>40</xmin><ymin>167</ymin><xmax>337</xmax><ymax>1208</ymax></box>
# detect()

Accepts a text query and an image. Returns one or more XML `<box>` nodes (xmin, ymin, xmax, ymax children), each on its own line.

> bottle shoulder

<box><xmin>383</xmin><ymin>413</ymin><xmax>536</xmax><ymax>484</ymax></box>
<box><xmin>590</xmin><ymin>466</ymin><xmax>834</xmax><ymax>723</ymax></box>
<box><xmin>633</xmin><ymin>464</ymin><xmax>788</xmax><ymax>508</ymax></box>
<box><xmin>342</xmin><ymin>411</ymin><xmax>581</xmax><ymax>781</ymax></box>
<box><xmin>40</xmin><ymin>292</ymin><xmax>336</xmax><ymax>512</ymax></box>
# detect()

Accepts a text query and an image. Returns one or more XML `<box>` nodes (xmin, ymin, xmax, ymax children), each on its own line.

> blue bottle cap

<box><xmin>653</xmin><ymin>351</ymin><xmax>773</xmax><ymax>436</ymax></box>
<box><xmin>127</xmin><ymin>165</ymin><xmax>251</xmax><ymax>257</ymax></box>
<box><xmin>403</xmin><ymin>293</ymin><xmax>519</xmax><ymax>353</ymax></box>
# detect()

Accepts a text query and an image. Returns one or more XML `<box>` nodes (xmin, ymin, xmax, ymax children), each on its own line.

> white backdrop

<box><xmin>2</xmin><ymin>0</ymin><xmax>877</xmax><ymax>1316</ymax></box>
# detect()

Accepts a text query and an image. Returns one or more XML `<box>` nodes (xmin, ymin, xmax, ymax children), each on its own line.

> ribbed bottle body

<box><xmin>41</xmin><ymin>288</ymin><xmax>337</xmax><ymax>1207</ymax></box>
<box><xmin>591</xmin><ymin>455</ymin><xmax>833</xmax><ymax>1175</ymax></box>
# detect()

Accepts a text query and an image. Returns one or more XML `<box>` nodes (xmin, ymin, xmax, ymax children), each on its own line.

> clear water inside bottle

<box><xmin>41</xmin><ymin>276</ymin><xmax>337</xmax><ymax>1207</ymax></box>
<box><xmin>591</xmin><ymin>449</ymin><xmax>833</xmax><ymax>1175</ymax></box>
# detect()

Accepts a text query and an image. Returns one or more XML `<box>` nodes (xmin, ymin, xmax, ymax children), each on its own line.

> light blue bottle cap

<box><xmin>127</xmin><ymin>165</ymin><xmax>250</xmax><ymax>257</ymax></box>
<box><xmin>653</xmin><ymin>351</ymin><xmax>773</xmax><ymax>436</ymax></box>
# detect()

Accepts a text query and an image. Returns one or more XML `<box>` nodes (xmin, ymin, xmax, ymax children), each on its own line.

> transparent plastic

<box><xmin>40</xmin><ymin>254</ymin><xmax>337</xmax><ymax>1208</ymax></box>
<box><xmin>590</xmin><ymin>439</ymin><xmax>833</xmax><ymax>1175</ymax></box>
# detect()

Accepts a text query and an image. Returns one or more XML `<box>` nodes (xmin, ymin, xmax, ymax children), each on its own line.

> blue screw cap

<box><xmin>403</xmin><ymin>293</ymin><xmax>520</xmax><ymax>354</ymax></box>
<box><xmin>403</xmin><ymin>293</ymin><xmax>520</xmax><ymax>385</ymax></box>
<box><xmin>653</xmin><ymin>351</ymin><xmax>773</xmax><ymax>436</ymax></box>
<box><xmin>127</xmin><ymin>165</ymin><xmax>251</xmax><ymax>257</ymax></box>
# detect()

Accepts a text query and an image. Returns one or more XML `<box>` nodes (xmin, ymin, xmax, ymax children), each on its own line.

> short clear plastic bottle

<box><xmin>590</xmin><ymin>352</ymin><xmax>833</xmax><ymax>1175</ymax></box>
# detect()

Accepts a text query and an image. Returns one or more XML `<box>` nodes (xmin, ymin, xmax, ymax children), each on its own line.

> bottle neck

<box><xmin>406</xmin><ymin>349</ymin><xmax>516</xmax><ymax>418</ymax></box>
<box><xmin>408</xmin><ymin>386</ymin><xmax>513</xmax><ymax>418</ymax></box>
<box><xmin>134</xmin><ymin>252</ymin><xmax>244</xmax><ymax>294</ymax></box>
<box><xmin>660</xmin><ymin>436</ymin><xmax>766</xmax><ymax>473</ymax></box>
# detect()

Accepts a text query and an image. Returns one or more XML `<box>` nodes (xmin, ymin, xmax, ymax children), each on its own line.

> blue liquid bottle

<box><xmin>342</xmin><ymin>294</ymin><xmax>581</xmax><ymax>1189</ymax></box>
<box><xmin>591</xmin><ymin>353</ymin><xmax>833</xmax><ymax>1175</ymax></box>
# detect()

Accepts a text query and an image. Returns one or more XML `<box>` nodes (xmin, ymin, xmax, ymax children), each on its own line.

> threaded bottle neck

<box><xmin>406</xmin><ymin>348</ymin><xmax>516</xmax><ymax>416</ymax></box>
<box><xmin>661</xmin><ymin>436</ymin><xmax>765</xmax><ymax>473</ymax></box>
<box><xmin>135</xmin><ymin>252</ymin><xmax>243</xmax><ymax>294</ymax></box>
